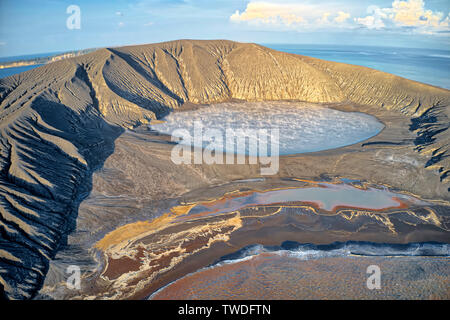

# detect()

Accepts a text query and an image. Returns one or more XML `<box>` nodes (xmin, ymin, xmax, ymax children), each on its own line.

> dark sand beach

<box><xmin>151</xmin><ymin>253</ymin><xmax>450</xmax><ymax>300</ymax></box>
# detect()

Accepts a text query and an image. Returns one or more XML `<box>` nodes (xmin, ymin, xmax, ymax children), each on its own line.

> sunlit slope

<box><xmin>299</xmin><ymin>54</ymin><xmax>449</xmax><ymax>181</ymax></box>
<box><xmin>0</xmin><ymin>39</ymin><xmax>448</xmax><ymax>299</ymax></box>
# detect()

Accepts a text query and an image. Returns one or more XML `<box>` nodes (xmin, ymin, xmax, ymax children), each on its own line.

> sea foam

<box><xmin>150</xmin><ymin>101</ymin><xmax>385</xmax><ymax>155</ymax></box>
<box><xmin>216</xmin><ymin>242</ymin><xmax>450</xmax><ymax>265</ymax></box>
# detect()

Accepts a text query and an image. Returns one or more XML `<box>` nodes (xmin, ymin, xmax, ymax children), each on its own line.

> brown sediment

<box><xmin>150</xmin><ymin>253</ymin><xmax>450</xmax><ymax>300</ymax></box>
<box><xmin>87</xmin><ymin>214</ymin><xmax>243</xmax><ymax>299</ymax></box>
<box><xmin>391</xmin><ymin>197</ymin><xmax>410</xmax><ymax>209</ymax></box>
<box><xmin>84</xmin><ymin>192</ymin><xmax>449</xmax><ymax>300</ymax></box>
<box><xmin>130</xmin><ymin>221</ymin><xmax>448</xmax><ymax>300</ymax></box>
<box><xmin>277</xmin><ymin>201</ymin><xmax>326</xmax><ymax>212</ymax></box>
<box><xmin>103</xmin><ymin>247</ymin><xmax>145</xmax><ymax>280</ymax></box>
<box><xmin>180</xmin><ymin>226</ymin><xmax>236</xmax><ymax>252</ymax></box>
<box><xmin>88</xmin><ymin>180</ymin><xmax>438</xmax><ymax>298</ymax></box>
<box><xmin>292</xmin><ymin>178</ymin><xmax>323</xmax><ymax>185</ymax></box>
<box><xmin>95</xmin><ymin>203</ymin><xmax>197</xmax><ymax>251</ymax></box>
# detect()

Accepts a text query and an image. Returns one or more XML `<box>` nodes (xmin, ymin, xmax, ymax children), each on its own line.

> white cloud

<box><xmin>356</xmin><ymin>0</ymin><xmax>449</xmax><ymax>33</ymax></box>
<box><xmin>335</xmin><ymin>11</ymin><xmax>351</xmax><ymax>23</ymax></box>
<box><xmin>230</xmin><ymin>2</ymin><xmax>351</xmax><ymax>29</ymax></box>
<box><xmin>391</xmin><ymin>0</ymin><xmax>442</xmax><ymax>27</ymax></box>
<box><xmin>144</xmin><ymin>22</ymin><xmax>154</xmax><ymax>26</ymax></box>
<box><xmin>356</xmin><ymin>15</ymin><xmax>385</xmax><ymax>29</ymax></box>
<box><xmin>355</xmin><ymin>5</ymin><xmax>388</xmax><ymax>29</ymax></box>
<box><xmin>230</xmin><ymin>0</ymin><xmax>449</xmax><ymax>34</ymax></box>
<box><xmin>230</xmin><ymin>2</ymin><xmax>311</xmax><ymax>26</ymax></box>
<box><xmin>317</xmin><ymin>12</ymin><xmax>331</xmax><ymax>25</ymax></box>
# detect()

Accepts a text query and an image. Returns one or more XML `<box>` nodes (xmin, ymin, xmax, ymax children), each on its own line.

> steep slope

<box><xmin>0</xmin><ymin>39</ymin><xmax>449</xmax><ymax>299</ymax></box>
<box><xmin>299</xmin><ymin>54</ymin><xmax>450</xmax><ymax>184</ymax></box>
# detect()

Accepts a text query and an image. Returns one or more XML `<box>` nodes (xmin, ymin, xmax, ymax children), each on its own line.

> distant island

<box><xmin>0</xmin><ymin>48</ymin><xmax>97</xmax><ymax>70</ymax></box>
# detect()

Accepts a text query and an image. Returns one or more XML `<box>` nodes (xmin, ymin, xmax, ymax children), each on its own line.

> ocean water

<box><xmin>218</xmin><ymin>242</ymin><xmax>450</xmax><ymax>262</ymax></box>
<box><xmin>2</xmin><ymin>46</ymin><xmax>448</xmax><ymax>89</ymax></box>
<box><xmin>0</xmin><ymin>52</ymin><xmax>63</xmax><ymax>63</ymax></box>
<box><xmin>266</xmin><ymin>44</ymin><xmax>450</xmax><ymax>90</ymax></box>
<box><xmin>0</xmin><ymin>64</ymin><xmax>44</xmax><ymax>78</ymax></box>
<box><xmin>0</xmin><ymin>51</ymin><xmax>63</xmax><ymax>79</ymax></box>
<box><xmin>150</xmin><ymin>101</ymin><xmax>384</xmax><ymax>156</ymax></box>
<box><xmin>150</xmin><ymin>242</ymin><xmax>450</xmax><ymax>300</ymax></box>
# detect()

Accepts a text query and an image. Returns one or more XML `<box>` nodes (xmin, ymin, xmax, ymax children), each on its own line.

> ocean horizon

<box><xmin>266</xmin><ymin>44</ymin><xmax>450</xmax><ymax>90</ymax></box>
<box><xmin>1</xmin><ymin>44</ymin><xmax>449</xmax><ymax>90</ymax></box>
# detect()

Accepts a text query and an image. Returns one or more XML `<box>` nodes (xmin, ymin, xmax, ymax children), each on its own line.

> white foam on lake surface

<box><xmin>150</xmin><ymin>101</ymin><xmax>384</xmax><ymax>155</ymax></box>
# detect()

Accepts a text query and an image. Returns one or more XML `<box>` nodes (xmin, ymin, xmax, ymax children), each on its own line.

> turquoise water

<box><xmin>266</xmin><ymin>44</ymin><xmax>450</xmax><ymax>90</ymax></box>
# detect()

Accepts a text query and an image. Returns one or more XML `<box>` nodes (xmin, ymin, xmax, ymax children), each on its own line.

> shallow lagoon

<box><xmin>172</xmin><ymin>181</ymin><xmax>426</xmax><ymax>225</ymax></box>
<box><xmin>150</xmin><ymin>102</ymin><xmax>384</xmax><ymax>156</ymax></box>
<box><xmin>180</xmin><ymin>182</ymin><xmax>423</xmax><ymax>218</ymax></box>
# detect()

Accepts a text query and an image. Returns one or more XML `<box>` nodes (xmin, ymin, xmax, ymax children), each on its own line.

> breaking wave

<box><xmin>148</xmin><ymin>241</ymin><xmax>449</xmax><ymax>299</ymax></box>
<box><xmin>215</xmin><ymin>241</ymin><xmax>450</xmax><ymax>265</ymax></box>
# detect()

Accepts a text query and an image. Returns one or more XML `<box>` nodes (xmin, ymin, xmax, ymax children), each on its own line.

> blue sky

<box><xmin>0</xmin><ymin>0</ymin><xmax>449</xmax><ymax>57</ymax></box>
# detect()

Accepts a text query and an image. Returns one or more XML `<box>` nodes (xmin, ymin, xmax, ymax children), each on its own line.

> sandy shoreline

<box><xmin>134</xmin><ymin>211</ymin><xmax>449</xmax><ymax>299</ymax></box>
<box><xmin>75</xmin><ymin>178</ymin><xmax>449</xmax><ymax>300</ymax></box>
<box><xmin>151</xmin><ymin>254</ymin><xmax>450</xmax><ymax>300</ymax></box>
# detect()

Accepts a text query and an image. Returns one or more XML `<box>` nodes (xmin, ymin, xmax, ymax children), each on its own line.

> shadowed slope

<box><xmin>0</xmin><ymin>39</ymin><xmax>449</xmax><ymax>299</ymax></box>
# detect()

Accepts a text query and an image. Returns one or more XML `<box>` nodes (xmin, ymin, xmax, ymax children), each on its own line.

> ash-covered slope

<box><xmin>0</xmin><ymin>40</ymin><xmax>449</xmax><ymax>299</ymax></box>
